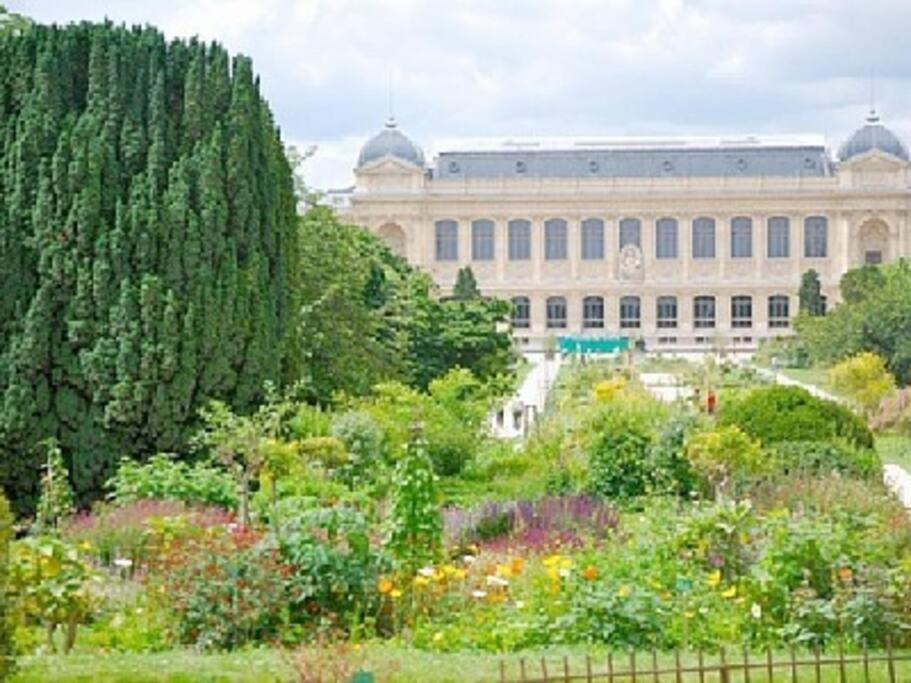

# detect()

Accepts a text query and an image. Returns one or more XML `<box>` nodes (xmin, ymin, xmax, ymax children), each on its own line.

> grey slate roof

<box><xmin>433</xmin><ymin>145</ymin><xmax>832</xmax><ymax>180</ymax></box>
<box><xmin>358</xmin><ymin>118</ymin><xmax>425</xmax><ymax>168</ymax></box>
<box><xmin>838</xmin><ymin>111</ymin><xmax>909</xmax><ymax>162</ymax></box>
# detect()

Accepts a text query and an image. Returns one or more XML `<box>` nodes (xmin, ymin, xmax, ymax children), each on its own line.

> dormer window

<box><xmin>448</xmin><ymin>161</ymin><xmax>461</xmax><ymax>174</ymax></box>
<box><xmin>515</xmin><ymin>160</ymin><xmax>527</xmax><ymax>174</ymax></box>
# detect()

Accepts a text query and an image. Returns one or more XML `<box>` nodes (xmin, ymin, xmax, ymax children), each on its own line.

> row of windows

<box><xmin>511</xmin><ymin>295</ymin><xmax>793</xmax><ymax>330</ymax></box>
<box><xmin>435</xmin><ymin>216</ymin><xmax>829</xmax><ymax>262</ymax></box>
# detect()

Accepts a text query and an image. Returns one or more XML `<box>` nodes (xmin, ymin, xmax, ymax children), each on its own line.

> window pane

<box><xmin>731</xmin><ymin>295</ymin><xmax>753</xmax><ymax>328</ymax></box>
<box><xmin>657</xmin><ymin>295</ymin><xmax>678</xmax><ymax>328</ymax></box>
<box><xmin>694</xmin><ymin>296</ymin><xmax>716</xmax><ymax>328</ymax></box>
<box><xmin>471</xmin><ymin>219</ymin><xmax>495</xmax><ymax>261</ymax></box>
<box><xmin>804</xmin><ymin>216</ymin><xmax>827</xmax><ymax>258</ymax></box>
<box><xmin>620</xmin><ymin>296</ymin><xmax>641</xmax><ymax>329</ymax></box>
<box><xmin>731</xmin><ymin>217</ymin><xmax>752</xmax><ymax>258</ymax></box>
<box><xmin>656</xmin><ymin>218</ymin><xmax>678</xmax><ymax>259</ymax></box>
<box><xmin>546</xmin><ymin>296</ymin><xmax>567</xmax><ymax>328</ymax></box>
<box><xmin>435</xmin><ymin>220</ymin><xmax>458</xmax><ymax>261</ymax></box>
<box><xmin>508</xmin><ymin>219</ymin><xmax>531</xmax><ymax>260</ymax></box>
<box><xmin>693</xmin><ymin>217</ymin><xmax>716</xmax><ymax>259</ymax></box>
<box><xmin>768</xmin><ymin>295</ymin><xmax>790</xmax><ymax>328</ymax></box>
<box><xmin>619</xmin><ymin>218</ymin><xmax>641</xmax><ymax>249</ymax></box>
<box><xmin>511</xmin><ymin>296</ymin><xmax>530</xmax><ymax>328</ymax></box>
<box><xmin>767</xmin><ymin>216</ymin><xmax>790</xmax><ymax>258</ymax></box>
<box><xmin>545</xmin><ymin>219</ymin><xmax>568</xmax><ymax>260</ymax></box>
<box><xmin>581</xmin><ymin>218</ymin><xmax>604</xmax><ymax>260</ymax></box>
<box><xmin>583</xmin><ymin>296</ymin><xmax>605</xmax><ymax>328</ymax></box>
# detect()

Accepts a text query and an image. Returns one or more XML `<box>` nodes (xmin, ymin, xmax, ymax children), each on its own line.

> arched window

<box><xmin>692</xmin><ymin>217</ymin><xmax>715</xmax><ymax>259</ymax></box>
<box><xmin>581</xmin><ymin>218</ymin><xmax>604</xmax><ymax>260</ymax></box>
<box><xmin>471</xmin><ymin>219</ymin><xmax>495</xmax><ymax>261</ymax></box>
<box><xmin>546</xmin><ymin>296</ymin><xmax>567</xmax><ymax>328</ymax></box>
<box><xmin>511</xmin><ymin>296</ymin><xmax>530</xmax><ymax>328</ymax></box>
<box><xmin>804</xmin><ymin>216</ymin><xmax>828</xmax><ymax>258</ymax></box>
<box><xmin>655</xmin><ymin>218</ymin><xmax>678</xmax><ymax>259</ymax></box>
<box><xmin>583</xmin><ymin>296</ymin><xmax>605</xmax><ymax>328</ymax></box>
<box><xmin>731</xmin><ymin>217</ymin><xmax>753</xmax><ymax>258</ymax></box>
<box><xmin>768</xmin><ymin>295</ymin><xmax>790</xmax><ymax>328</ymax></box>
<box><xmin>694</xmin><ymin>296</ymin><xmax>716</xmax><ymax>328</ymax></box>
<box><xmin>656</xmin><ymin>296</ymin><xmax>677</xmax><ymax>328</ymax></box>
<box><xmin>619</xmin><ymin>218</ymin><xmax>641</xmax><ymax>250</ymax></box>
<box><xmin>544</xmin><ymin>219</ymin><xmax>568</xmax><ymax>260</ymax></box>
<box><xmin>619</xmin><ymin>296</ymin><xmax>640</xmax><ymax>328</ymax></box>
<box><xmin>731</xmin><ymin>295</ymin><xmax>753</xmax><ymax>328</ymax></box>
<box><xmin>435</xmin><ymin>220</ymin><xmax>458</xmax><ymax>261</ymax></box>
<box><xmin>508</xmin><ymin>219</ymin><xmax>531</xmax><ymax>260</ymax></box>
<box><xmin>767</xmin><ymin>216</ymin><xmax>790</xmax><ymax>258</ymax></box>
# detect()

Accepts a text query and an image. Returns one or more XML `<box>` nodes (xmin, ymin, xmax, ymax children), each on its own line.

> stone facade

<box><xmin>336</xmin><ymin>114</ymin><xmax>911</xmax><ymax>350</ymax></box>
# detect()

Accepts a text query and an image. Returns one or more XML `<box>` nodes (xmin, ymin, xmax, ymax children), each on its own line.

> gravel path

<box><xmin>490</xmin><ymin>354</ymin><xmax>562</xmax><ymax>439</ymax></box>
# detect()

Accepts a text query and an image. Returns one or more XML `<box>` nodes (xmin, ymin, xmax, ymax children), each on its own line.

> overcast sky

<box><xmin>9</xmin><ymin>0</ymin><xmax>911</xmax><ymax>189</ymax></box>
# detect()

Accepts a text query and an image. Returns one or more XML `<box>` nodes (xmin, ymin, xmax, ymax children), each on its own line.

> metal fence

<box><xmin>498</xmin><ymin>644</ymin><xmax>911</xmax><ymax>683</ymax></box>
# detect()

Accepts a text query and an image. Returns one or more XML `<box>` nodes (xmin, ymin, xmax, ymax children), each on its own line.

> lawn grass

<box><xmin>13</xmin><ymin>646</ymin><xmax>911</xmax><ymax>682</ymax></box>
<box><xmin>876</xmin><ymin>432</ymin><xmax>911</xmax><ymax>471</ymax></box>
<box><xmin>777</xmin><ymin>366</ymin><xmax>837</xmax><ymax>394</ymax></box>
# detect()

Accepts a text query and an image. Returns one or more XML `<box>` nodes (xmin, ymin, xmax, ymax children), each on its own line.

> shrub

<box><xmin>771</xmin><ymin>440</ymin><xmax>880</xmax><ymax>479</ymax></box>
<box><xmin>0</xmin><ymin>493</ymin><xmax>13</xmax><ymax>677</ymax></box>
<box><xmin>829</xmin><ymin>352</ymin><xmax>896</xmax><ymax>417</ymax></box>
<box><xmin>107</xmin><ymin>454</ymin><xmax>237</xmax><ymax>509</ymax></box>
<box><xmin>33</xmin><ymin>438</ymin><xmax>75</xmax><ymax>535</ymax></box>
<box><xmin>299</xmin><ymin>437</ymin><xmax>349</xmax><ymax>470</ymax></box>
<box><xmin>685</xmin><ymin>426</ymin><xmax>766</xmax><ymax>499</ymax></box>
<box><xmin>330</xmin><ymin>410</ymin><xmax>384</xmax><ymax>487</ymax></box>
<box><xmin>719</xmin><ymin>385</ymin><xmax>873</xmax><ymax>450</ymax></box>
<box><xmin>586</xmin><ymin>406</ymin><xmax>654</xmax><ymax>500</ymax></box>
<box><xmin>648</xmin><ymin>414</ymin><xmax>703</xmax><ymax>498</ymax></box>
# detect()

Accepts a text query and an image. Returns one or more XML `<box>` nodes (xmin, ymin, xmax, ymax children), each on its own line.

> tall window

<box><xmin>581</xmin><ymin>218</ymin><xmax>604</xmax><ymax>260</ymax></box>
<box><xmin>767</xmin><ymin>216</ymin><xmax>790</xmax><ymax>258</ymax></box>
<box><xmin>692</xmin><ymin>217</ymin><xmax>716</xmax><ymax>259</ymax></box>
<box><xmin>435</xmin><ymin>220</ymin><xmax>458</xmax><ymax>261</ymax></box>
<box><xmin>544</xmin><ymin>219</ymin><xmax>568</xmax><ymax>260</ymax></box>
<box><xmin>731</xmin><ymin>295</ymin><xmax>753</xmax><ymax>328</ymax></box>
<box><xmin>656</xmin><ymin>296</ymin><xmax>678</xmax><ymax>328</ymax></box>
<box><xmin>768</xmin><ymin>295</ymin><xmax>790</xmax><ymax>328</ymax></box>
<box><xmin>620</xmin><ymin>296</ymin><xmax>641</xmax><ymax>329</ymax></box>
<box><xmin>804</xmin><ymin>216</ymin><xmax>828</xmax><ymax>258</ymax></box>
<box><xmin>583</xmin><ymin>296</ymin><xmax>605</xmax><ymax>328</ymax></box>
<box><xmin>655</xmin><ymin>218</ymin><xmax>678</xmax><ymax>259</ymax></box>
<box><xmin>511</xmin><ymin>296</ymin><xmax>530</xmax><ymax>328</ymax></box>
<box><xmin>731</xmin><ymin>217</ymin><xmax>753</xmax><ymax>258</ymax></box>
<box><xmin>694</xmin><ymin>296</ymin><xmax>716</xmax><ymax>328</ymax></box>
<box><xmin>508</xmin><ymin>219</ymin><xmax>531</xmax><ymax>260</ymax></box>
<box><xmin>619</xmin><ymin>218</ymin><xmax>641</xmax><ymax>249</ymax></box>
<box><xmin>546</xmin><ymin>296</ymin><xmax>567</xmax><ymax>328</ymax></box>
<box><xmin>471</xmin><ymin>219</ymin><xmax>494</xmax><ymax>261</ymax></box>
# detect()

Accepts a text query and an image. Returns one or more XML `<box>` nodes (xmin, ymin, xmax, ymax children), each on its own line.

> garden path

<box><xmin>638</xmin><ymin>371</ymin><xmax>694</xmax><ymax>403</ymax></box>
<box><xmin>490</xmin><ymin>353</ymin><xmax>562</xmax><ymax>439</ymax></box>
<box><xmin>749</xmin><ymin>364</ymin><xmax>911</xmax><ymax>514</ymax></box>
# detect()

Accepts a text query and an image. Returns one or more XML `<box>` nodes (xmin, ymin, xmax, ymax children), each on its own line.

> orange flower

<box><xmin>510</xmin><ymin>557</ymin><xmax>525</xmax><ymax>576</ymax></box>
<box><xmin>582</xmin><ymin>565</ymin><xmax>599</xmax><ymax>581</ymax></box>
<box><xmin>838</xmin><ymin>567</ymin><xmax>853</xmax><ymax>582</ymax></box>
<box><xmin>377</xmin><ymin>577</ymin><xmax>394</xmax><ymax>594</ymax></box>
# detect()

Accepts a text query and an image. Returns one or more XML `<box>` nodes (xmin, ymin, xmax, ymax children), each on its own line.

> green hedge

<box><xmin>719</xmin><ymin>385</ymin><xmax>873</xmax><ymax>450</ymax></box>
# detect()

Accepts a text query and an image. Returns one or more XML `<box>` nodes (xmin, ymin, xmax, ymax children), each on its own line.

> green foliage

<box><xmin>0</xmin><ymin>23</ymin><xmax>300</xmax><ymax>513</ymax></box>
<box><xmin>385</xmin><ymin>431</ymin><xmax>442</xmax><ymax>573</ymax></box>
<box><xmin>586</xmin><ymin>406</ymin><xmax>654</xmax><ymax>500</ymax></box>
<box><xmin>719</xmin><ymin>385</ymin><xmax>874</xmax><ymax>450</ymax></box>
<box><xmin>828</xmin><ymin>352</ymin><xmax>895</xmax><ymax>417</ymax></box>
<box><xmin>685</xmin><ymin>426</ymin><xmax>765</xmax><ymax>499</ymax></box>
<box><xmin>0</xmin><ymin>492</ymin><xmax>13</xmax><ymax>677</ymax></box>
<box><xmin>840</xmin><ymin>264</ymin><xmax>886</xmax><ymax>304</ymax></box>
<box><xmin>798</xmin><ymin>269</ymin><xmax>826</xmax><ymax>316</ymax></box>
<box><xmin>107</xmin><ymin>455</ymin><xmax>237</xmax><ymax>509</ymax></box>
<box><xmin>330</xmin><ymin>411</ymin><xmax>384</xmax><ymax>488</ymax></box>
<box><xmin>451</xmin><ymin>267</ymin><xmax>480</xmax><ymax>300</ymax></box>
<box><xmin>9</xmin><ymin>536</ymin><xmax>96</xmax><ymax>654</ymax></box>
<box><xmin>770</xmin><ymin>440</ymin><xmax>881</xmax><ymax>479</ymax></box>
<box><xmin>0</xmin><ymin>5</ymin><xmax>30</xmax><ymax>36</ymax></box>
<box><xmin>33</xmin><ymin>439</ymin><xmax>74</xmax><ymax>535</ymax></box>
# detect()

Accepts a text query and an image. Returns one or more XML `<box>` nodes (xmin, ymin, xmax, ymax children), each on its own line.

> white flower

<box><xmin>471</xmin><ymin>590</ymin><xmax>487</xmax><ymax>599</ymax></box>
<box><xmin>751</xmin><ymin>603</ymin><xmax>762</xmax><ymax>620</ymax></box>
<box><xmin>418</xmin><ymin>566</ymin><xmax>435</xmax><ymax>577</ymax></box>
<box><xmin>463</xmin><ymin>555</ymin><xmax>477</xmax><ymax>565</ymax></box>
<box><xmin>514</xmin><ymin>600</ymin><xmax>525</xmax><ymax>609</ymax></box>
<box><xmin>113</xmin><ymin>558</ymin><xmax>133</xmax><ymax>569</ymax></box>
<box><xmin>486</xmin><ymin>575</ymin><xmax>509</xmax><ymax>587</ymax></box>
<box><xmin>559</xmin><ymin>568</ymin><xmax>571</xmax><ymax>578</ymax></box>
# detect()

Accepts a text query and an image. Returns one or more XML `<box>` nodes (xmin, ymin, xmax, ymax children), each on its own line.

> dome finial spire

<box><xmin>386</xmin><ymin>68</ymin><xmax>396</xmax><ymax>129</ymax></box>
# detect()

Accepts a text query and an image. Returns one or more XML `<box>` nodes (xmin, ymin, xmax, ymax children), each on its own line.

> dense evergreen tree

<box><xmin>0</xmin><ymin>23</ymin><xmax>299</xmax><ymax>512</ymax></box>
<box><xmin>451</xmin><ymin>266</ymin><xmax>480</xmax><ymax>300</ymax></box>
<box><xmin>798</xmin><ymin>269</ymin><xmax>825</xmax><ymax>316</ymax></box>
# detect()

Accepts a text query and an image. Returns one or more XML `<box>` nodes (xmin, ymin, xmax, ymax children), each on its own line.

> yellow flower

<box><xmin>377</xmin><ymin>577</ymin><xmax>394</xmax><ymax>594</ymax></box>
<box><xmin>617</xmin><ymin>584</ymin><xmax>631</xmax><ymax>598</ymax></box>
<box><xmin>543</xmin><ymin>554</ymin><xmax>561</xmax><ymax>568</ymax></box>
<box><xmin>390</xmin><ymin>589</ymin><xmax>403</xmax><ymax>599</ymax></box>
<box><xmin>706</xmin><ymin>570</ymin><xmax>722</xmax><ymax>587</ymax></box>
<box><xmin>722</xmin><ymin>586</ymin><xmax>737</xmax><ymax>599</ymax></box>
<box><xmin>413</xmin><ymin>576</ymin><xmax>430</xmax><ymax>587</ymax></box>
<box><xmin>496</xmin><ymin>563</ymin><xmax>513</xmax><ymax>578</ymax></box>
<box><xmin>442</xmin><ymin>564</ymin><xmax>458</xmax><ymax>576</ymax></box>
<box><xmin>78</xmin><ymin>540</ymin><xmax>94</xmax><ymax>552</ymax></box>
<box><xmin>452</xmin><ymin>568</ymin><xmax>468</xmax><ymax>580</ymax></box>
<box><xmin>432</xmin><ymin>632</ymin><xmax>443</xmax><ymax>643</ymax></box>
<box><xmin>559</xmin><ymin>557</ymin><xmax>573</xmax><ymax>570</ymax></box>
<box><xmin>546</xmin><ymin>566</ymin><xmax>560</xmax><ymax>582</ymax></box>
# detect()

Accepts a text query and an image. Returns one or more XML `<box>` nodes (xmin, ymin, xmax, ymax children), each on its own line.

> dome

<box><xmin>357</xmin><ymin>117</ymin><xmax>424</xmax><ymax>168</ymax></box>
<box><xmin>838</xmin><ymin>110</ymin><xmax>908</xmax><ymax>162</ymax></box>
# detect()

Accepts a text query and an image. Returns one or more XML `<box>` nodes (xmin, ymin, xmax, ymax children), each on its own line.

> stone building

<box><xmin>336</xmin><ymin>111</ymin><xmax>910</xmax><ymax>350</ymax></box>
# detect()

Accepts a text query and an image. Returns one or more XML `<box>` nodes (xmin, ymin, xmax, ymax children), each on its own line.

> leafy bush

<box><xmin>685</xmin><ymin>426</ymin><xmax>766</xmax><ymax>499</ymax></box>
<box><xmin>586</xmin><ymin>406</ymin><xmax>654</xmax><ymax>500</ymax></box>
<box><xmin>719</xmin><ymin>385</ymin><xmax>873</xmax><ymax>450</ymax></box>
<box><xmin>330</xmin><ymin>410</ymin><xmax>384</xmax><ymax>487</ymax></box>
<box><xmin>107</xmin><ymin>454</ymin><xmax>237</xmax><ymax>509</ymax></box>
<box><xmin>771</xmin><ymin>440</ymin><xmax>880</xmax><ymax>479</ymax></box>
<box><xmin>829</xmin><ymin>352</ymin><xmax>895</xmax><ymax>417</ymax></box>
<box><xmin>0</xmin><ymin>493</ymin><xmax>13</xmax><ymax>677</ymax></box>
<box><xmin>648</xmin><ymin>414</ymin><xmax>703</xmax><ymax>498</ymax></box>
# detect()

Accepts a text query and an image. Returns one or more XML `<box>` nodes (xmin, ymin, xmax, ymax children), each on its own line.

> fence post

<box><xmin>862</xmin><ymin>647</ymin><xmax>870</xmax><ymax>683</ymax></box>
<box><xmin>674</xmin><ymin>650</ymin><xmax>683</xmax><ymax>683</ymax></box>
<box><xmin>500</xmin><ymin>660</ymin><xmax>506</xmax><ymax>683</ymax></box>
<box><xmin>652</xmin><ymin>650</ymin><xmax>659</xmax><ymax>683</ymax></box>
<box><xmin>743</xmin><ymin>647</ymin><xmax>751</xmax><ymax>683</ymax></box>
<box><xmin>563</xmin><ymin>655</ymin><xmax>570</xmax><ymax>682</ymax></box>
<box><xmin>837</xmin><ymin>641</ymin><xmax>846</xmax><ymax>683</ymax></box>
<box><xmin>790</xmin><ymin>647</ymin><xmax>798</xmax><ymax>683</ymax></box>
<box><xmin>541</xmin><ymin>657</ymin><xmax>549</xmax><ymax>682</ymax></box>
<box><xmin>585</xmin><ymin>655</ymin><xmax>592</xmax><ymax>683</ymax></box>
<box><xmin>814</xmin><ymin>645</ymin><xmax>821</xmax><ymax>683</ymax></box>
<box><xmin>698</xmin><ymin>649</ymin><xmax>705</xmax><ymax>683</ymax></box>
<box><xmin>720</xmin><ymin>646</ymin><xmax>730</xmax><ymax>683</ymax></box>
<box><xmin>766</xmin><ymin>648</ymin><xmax>773</xmax><ymax>683</ymax></box>
<box><xmin>607</xmin><ymin>652</ymin><xmax>614</xmax><ymax>683</ymax></box>
<box><xmin>886</xmin><ymin>636</ymin><xmax>896</xmax><ymax>683</ymax></box>
<box><xmin>520</xmin><ymin>657</ymin><xmax>527</xmax><ymax>682</ymax></box>
<box><xmin>630</xmin><ymin>651</ymin><xmax>637</xmax><ymax>683</ymax></box>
